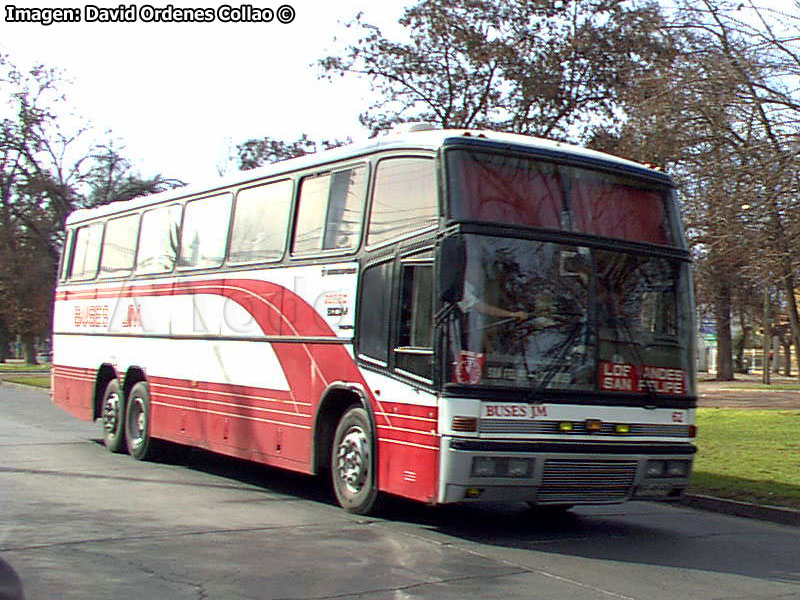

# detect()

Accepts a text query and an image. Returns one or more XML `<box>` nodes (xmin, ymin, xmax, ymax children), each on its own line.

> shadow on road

<box><xmin>136</xmin><ymin>441</ymin><xmax>800</xmax><ymax>587</ymax></box>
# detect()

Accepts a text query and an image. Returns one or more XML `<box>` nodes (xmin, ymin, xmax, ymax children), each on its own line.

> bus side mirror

<box><xmin>438</xmin><ymin>235</ymin><xmax>465</xmax><ymax>303</ymax></box>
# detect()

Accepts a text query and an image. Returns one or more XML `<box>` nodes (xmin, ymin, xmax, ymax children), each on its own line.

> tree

<box><xmin>237</xmin><ymin>1</ymin><xmax>680</xmax><ymax>182</ymax></box>
<box><xmin>318</xmin><ymin>0</ymin><xmax>672</xmax><ymax>140</ymax></box>
<box><xmin>0</xmin><ymin>56</ymin><xmax>79</xmax><ymax>362</ymax></box>
<box><xmin>85</xmin><ymin>142</ymin><xmax>183</xmax><ymax>205</ymax></box>
<box><xmin>236</xmin><ymin>133</ymin><xmax>350</xmax><ymax>170</ymax></box>
<box><xmin>665</xmin><ymin>0</ymin><xmax>800</xmax><ymax>380</ymax></box>
<box><xmin>588</xmin><ymin>0</ymin><xmax>800</xmax><ymax>380</ymax></box>
<box><xmin>0</xmin><ymin>54</ymin><xmax>182</xmax><ymax>363</ymax></box>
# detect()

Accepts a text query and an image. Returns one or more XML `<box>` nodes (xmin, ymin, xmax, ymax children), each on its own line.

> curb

<box><xmin>682</xmin><ymin>494</ymin><xmax>800</xmax><ymax>527</ymax></box>
<box><xmin>0</xmin><ymin>370</ymin><xmax>50</xmax><ymax>375</ymax></box>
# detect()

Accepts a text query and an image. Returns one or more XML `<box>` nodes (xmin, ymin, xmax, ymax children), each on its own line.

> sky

<box><xmin>1</xmin><ymin>0</ymin><xmax>411</xmax><ymax>185</ymax></box>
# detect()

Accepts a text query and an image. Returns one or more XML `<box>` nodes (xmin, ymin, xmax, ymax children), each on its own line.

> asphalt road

<box><xmin>2</xmin><ymin>383</ymin><xmax>800</xmax><ymax>600</ymax></box>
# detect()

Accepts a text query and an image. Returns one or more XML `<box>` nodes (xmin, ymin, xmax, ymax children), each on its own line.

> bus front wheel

<box><xmin>331</xmin><ymin>406</ymin><xmax>380</xmax><ymax>514</ymax></box>
<box><xmin>125</xmin><ymin>382</ymin><xmax>158</xmax><ymax>461</ymax></box>
<box><xmin>101</xmin><ymin>379</ymin><xmax>126</xmax><ymax>453</ymax></box>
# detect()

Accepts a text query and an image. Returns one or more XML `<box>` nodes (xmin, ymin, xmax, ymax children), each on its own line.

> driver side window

<box><xmin>395</xmin><ymin>259</ymin><xmax>434</xmax><ymax>380</ymax></box>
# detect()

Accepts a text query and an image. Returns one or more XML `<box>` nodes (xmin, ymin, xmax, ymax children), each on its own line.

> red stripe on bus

<box><xmin>54</xmin><ymin>278</ymin><xmax>440</xmax><ymax>500</ymax></box>
<box><xmin>55</xmin><ymin>279</ymin><xmax>442</xmax><ymax>433</ymax></box>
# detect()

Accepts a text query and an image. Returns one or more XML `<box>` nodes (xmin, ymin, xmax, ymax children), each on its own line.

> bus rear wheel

<box><xmin>101</xmin><ymin>379</ymin><xmax>126</xmax><ymax>453</ymax></box>
<box><xmin>331</xmin><ymin>406</ymin><xmax>380</xmax><ymax>514</ymax></box>
<box><xmin>125</xmin><ymin>381</ymin><xmax>158</xmax><ymax>461</ymax></box>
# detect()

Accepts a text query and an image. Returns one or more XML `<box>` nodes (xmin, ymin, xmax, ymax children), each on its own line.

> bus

<box><xmin>52</xmin><ymin>126</ymin><xmax>696</xmax><ymax>514</ymax></box>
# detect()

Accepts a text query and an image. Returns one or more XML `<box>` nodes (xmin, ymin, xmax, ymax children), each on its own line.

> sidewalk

<box><xmin>698</xmin><ymin>373</ymin><xmax>800</xmax><ymax>409</ymax></box>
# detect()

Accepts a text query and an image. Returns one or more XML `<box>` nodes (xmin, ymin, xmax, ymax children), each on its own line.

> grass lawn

<box><xmin>690</xmin><ymin>409</ymin><xmax>800</xmax><ymax>510</ymax></box>
<box><xmin>0</xmin><ymin>363</ymin><xmax>51</xmax><ymax>372</ymax></box>
<box><xmin>2</xmin><ymin>375</ymin><xmax>51</xmax><ymax>388</ymax></box>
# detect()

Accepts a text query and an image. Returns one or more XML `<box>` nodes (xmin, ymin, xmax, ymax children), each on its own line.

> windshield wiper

<box><xmin>532</xmin><ymin>319</ymin><xmax>589</xmax><ymax>396</ymax></box>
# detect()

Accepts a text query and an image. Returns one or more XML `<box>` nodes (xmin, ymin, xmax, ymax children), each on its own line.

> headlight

<box><xmin>472</xmin><ymin>457</ymin><xmax>498</xmax><ymax>477</ymax></box>
<box><xmin>666</xmin><ymin>460</ymin><xmax>690</xmax><ymax>477</ymax></box>
<box><xmin>645</xmin><ymin>459</ymin><xmax>690</xmax><ymax>478</ymax></box>
<box><xmin>507</xmin><ymin>458</ymin><xmax>533</xmax><ymax>478</ymax></box>
<box><xmin>472</xmin><ymin>457</ymin><xmax>534</xmax><ymax>478</ymax></box>
<box><xmin>645</xmin><ymin>460</ymin><xmax>666</xmax><ymax>477</ymax></box>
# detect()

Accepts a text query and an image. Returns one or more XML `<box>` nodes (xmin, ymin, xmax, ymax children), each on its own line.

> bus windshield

<box><xmin>445</xmin><ymin>235</ymin><xmax>694</xmax><ymax>397</ymax></box>
<box><xmin>447</xmin><ymin>148</ymin><xmax>673</xmax><ymax>245</ymax></box>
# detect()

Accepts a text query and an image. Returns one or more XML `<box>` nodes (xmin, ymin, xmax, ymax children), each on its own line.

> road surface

<box><xmin>2</xmin><ymin>383</ymin><xmax>799</xmax><ymax>600</ymax></box>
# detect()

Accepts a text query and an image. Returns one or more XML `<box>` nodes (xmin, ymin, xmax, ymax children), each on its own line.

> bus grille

<box><xmin>537</xmin><ymin>459</ymin><xmax>638</xmax><ymax>504</ymax></box>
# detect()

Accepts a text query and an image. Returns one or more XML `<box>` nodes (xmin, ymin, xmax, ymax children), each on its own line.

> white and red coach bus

<box><xmin>52</xmin><ymin>126</ymin><xmax>696</xmax><ymax>514</ymax></box>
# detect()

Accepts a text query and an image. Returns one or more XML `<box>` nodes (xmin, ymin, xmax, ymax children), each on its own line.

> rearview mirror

<box><xmin>437</xmin><ymin>235</ymin><xmax>465</xmax><ymax>303</ymax></box>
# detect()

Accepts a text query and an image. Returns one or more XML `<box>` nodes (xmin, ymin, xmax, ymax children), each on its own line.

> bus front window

<box><xmin>446</xmin><ymin>235</ymin><xmax>694</xmax><ymax>397</ymax></box>
<box><xmin>446</xmin><ymin>149</ymin><xmax>674</xmax><ymax>245</ymax></box>
<box><xmin>449</xmin><ymin>236</ymin><xmax>593</xmax><ymax>390</ymax></box>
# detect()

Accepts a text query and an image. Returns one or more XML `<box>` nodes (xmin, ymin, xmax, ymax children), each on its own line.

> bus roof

<box><xmin>66</xmin><ymin>127</ymin><xmax>669</xmax><ymax>226</ymax></box>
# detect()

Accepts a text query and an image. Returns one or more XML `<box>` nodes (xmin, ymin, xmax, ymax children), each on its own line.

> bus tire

<box><xmin>101</xmin><ymin>379</ymin><xmax>126</xmax><ymax>453</ymax></box>
<box><xmin>125</xmin><ymin>381</ymin><xmax>158</xmax><ymax>461</ymax></box>
<box><xmin>331</xmin><ymin>406</ymin><xmax>380</xmax><ymax>514</ymax></box>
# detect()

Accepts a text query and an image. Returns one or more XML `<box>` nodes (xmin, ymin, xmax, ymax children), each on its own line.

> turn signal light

<box><xmin>585</xmin><ymin>419</ymin><xmax>603</xmax><ymax>432</ymax></box>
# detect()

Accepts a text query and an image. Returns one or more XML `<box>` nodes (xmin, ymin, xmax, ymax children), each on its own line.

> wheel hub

<box><xmin>336</xmin><ymin>426</ymin><xmax>369</xmax><ymax>494</ymax></box>
<box><xmin>102</xmin><ymin>392</ymin><xmax>120</xmax><ymax>434</ymax></box>
<box><xmin>129</xmin><ymin>399</ymin><xmax>145</xmax><ymax>448</ymax></box>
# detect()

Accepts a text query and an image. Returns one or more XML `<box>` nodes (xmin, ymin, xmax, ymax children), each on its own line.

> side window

<box><xmin>60</xmin><ymin>229</ymin><xmax>76</xmax><ymax>281</ymax></box>
<box><xmin>356</xmin><ymin>260</ymin><xmax>393</xmax><ymax>364</ymax></box>
<box><xmin>229</xmin><ymin>180</ymin><xmax>292</xmax><ymax>264</ymax></box>
<box><xmin>135</xmin><ymin>204</ymin><xmax>182</xmax><ymax>274</ymax></box>
<box><xmin>99</xmin><ymin>214</ymin><xmax>139</xmax><ymax>278</ymax></box>
<box><xmin>398</xmin><ymin>264</ymin><xmax>434</xmax><ymax>348</ymax></box>
<box><xmin>395</xmin><ymin>260</ymin><xmax>434</xmax><ymax>380</ymax></box>
<box><xmin>68</xmin><ymin>222</ymin><xmax>103</xmax><ymax>281</ymax></box>
<box><xmin>178</xmin><ymin>193</ymin><xmax>232</xmax><ymax>269</ymax></box>
<box><xmin>368</xmin><ymin>157</ymin><xmax>437</xmax><ymax>247</ymax></box>
<box><xmin>293</xmin><ymin>165</ymin><xmax>367</xmax><ymax>255</ymax></box>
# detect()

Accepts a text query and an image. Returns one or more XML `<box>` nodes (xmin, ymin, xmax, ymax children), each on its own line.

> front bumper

<box><xmin>438</xmin><ymin>437</ymin><xmax>695</xmax><ymax>505</ymax></box>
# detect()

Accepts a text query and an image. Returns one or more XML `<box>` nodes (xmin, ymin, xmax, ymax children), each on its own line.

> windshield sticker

<box><xmin>600</xmin><ymin>361</ymin><xmax>687</xmax><ymax>395</ymax></box>
<box><xmin>453</xmin><ymin>351</ymin><xmax>485</xmax><ymax>384</ymax></box>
